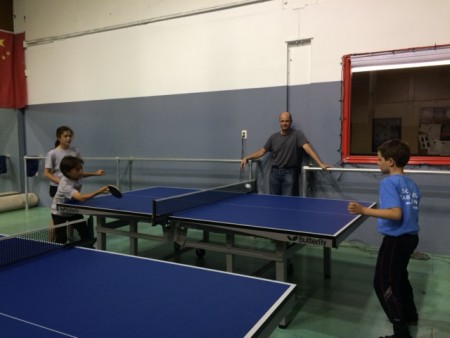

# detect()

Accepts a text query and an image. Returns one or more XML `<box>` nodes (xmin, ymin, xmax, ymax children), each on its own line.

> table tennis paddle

<box><xmin>108</xmin><ymin>185</ymin><xmax>123</xmax><ymax>198</ymax></box>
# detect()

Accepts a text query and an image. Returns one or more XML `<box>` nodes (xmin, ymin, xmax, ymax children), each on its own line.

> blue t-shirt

<box><xmin>377</xmin><ymin>174</ymin><xmax>420</xmax><ymax>236</ymax></box>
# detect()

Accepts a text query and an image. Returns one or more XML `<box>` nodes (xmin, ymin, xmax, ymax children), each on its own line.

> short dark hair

<box><xmin>60</xmin><ymin>156</ymin><xmax>84</xmax><ymax>177</ymax></box>
<box><xmin>377</xmin><ymin>139</ymin><xmax>410</xmax><ymax>168</ymax></box>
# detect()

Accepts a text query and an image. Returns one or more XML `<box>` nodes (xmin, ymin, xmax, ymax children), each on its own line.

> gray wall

<box><xmin>25</xmin><ymin>82</ymin><xmax>341</xmax><ymax>200</ymax></box>
<box><xmin>25</xmin><ymin>85</ymin><xmax>288</xmax><ymax>203</ymax></box>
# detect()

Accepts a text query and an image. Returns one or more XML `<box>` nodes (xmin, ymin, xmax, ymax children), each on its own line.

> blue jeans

<box><xmin>269</xmin><ymin>167</ymin><xmax>297</xmax><ymax>195</ymax></box>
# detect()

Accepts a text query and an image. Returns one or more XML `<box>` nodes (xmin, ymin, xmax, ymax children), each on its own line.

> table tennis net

<box><xmin>0</xmin><ymin>220</ymin><xmax>84</xmax><ymax>268</ymax></box>
<box><xmin>152</xmin><ymin>180</ymin><xmax>255</xmax><ymax>224</ymax></box>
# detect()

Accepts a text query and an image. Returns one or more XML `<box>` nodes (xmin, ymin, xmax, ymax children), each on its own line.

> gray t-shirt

<box><xmin>51</xmin><ymin>175</ymin><xmax>82</xmax><ymax>216</ymax></box>
<box><xmin>263</xmin><ymin>129</ymin><xmax>308</xmax><ymax>168</ymax></box>
<box><xmin>45</xmin><ymin>147</ymin><xmax>80</xmax><ymax>187</ymax></box>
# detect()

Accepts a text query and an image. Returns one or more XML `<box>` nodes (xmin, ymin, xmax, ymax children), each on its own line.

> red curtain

<box><xmin>0</xmin><ymin>30</ymin><xmax>27</xmax><ymax>109</ymax></box>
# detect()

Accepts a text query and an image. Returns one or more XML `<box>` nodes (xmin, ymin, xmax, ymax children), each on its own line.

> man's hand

<box><xmin>240</xmin><ymin>158</ymin><xmax>247</xmax><ymax>169</ymax></box>
<box><xmin>319</xmin><ymin>163</ymin><xmax>331</xmax><ymax>170</ymax></box>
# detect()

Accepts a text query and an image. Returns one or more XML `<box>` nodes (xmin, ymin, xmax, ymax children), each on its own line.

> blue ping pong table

<box><xmin>0</xmin><ymin>238</ymin><xmax>296</xmax><ymax>337</ymax></box>
<box><xmin>57</xmin><ymin>186</ymin><xmax>376</xmax><ymax>283</ymax></box>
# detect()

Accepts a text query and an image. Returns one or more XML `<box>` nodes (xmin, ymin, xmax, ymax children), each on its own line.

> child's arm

<box><xmin>71</xmin><ymin>186</ymin><xmax>109</xmax><ymax>202</ymax></box>
<box><xmin>82</xmin><ymin>169</ymin><xmax>105</xmax><ymax>178</ymax></box>
<box><xmin>43</xmin><ymin>168</ymin><xmax>60</xmax><ymax>185</ymax></box>
<box><xmin>347</xmin><ymin>202</ymin><xmax>402</xmax><ymax>221</ymax></box>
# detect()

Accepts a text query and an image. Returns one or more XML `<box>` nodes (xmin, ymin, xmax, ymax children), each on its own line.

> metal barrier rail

<box><xmin>301</xmin><ymin>165</ymin><xmax>450</xmax><ymax>197</ymax></box>
<box><xmin>23</xmin><ymin>156</ymin><xmax>251</xmax><ymax>209</ymax></box>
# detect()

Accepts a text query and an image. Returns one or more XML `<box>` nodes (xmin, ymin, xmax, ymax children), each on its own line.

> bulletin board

<box><xmin>419</xmin><ymin>107</ymin><xmax>450</xmax><ymax>155</ymax></box>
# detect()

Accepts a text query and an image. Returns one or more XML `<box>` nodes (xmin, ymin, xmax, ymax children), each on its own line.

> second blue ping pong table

<box><xmin>0</xmin><ymin>228</ymin><xmax>296</xmax><ymax>337</ymax></box>
<box><xmin>57</xmin><ymin>181</ymin><xmax>376</xmax><ymax>283</ymax></box>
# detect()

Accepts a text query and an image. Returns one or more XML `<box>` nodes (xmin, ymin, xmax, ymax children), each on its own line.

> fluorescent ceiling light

<box><xmin>352</xmin><ymin>59</ymin><xmax>450</xmax><ymax>72</ymax></box>
<box><xmin>350</xmin><ymin>46</ymin><xmax>450</xmax><ymax>73</ymax></box>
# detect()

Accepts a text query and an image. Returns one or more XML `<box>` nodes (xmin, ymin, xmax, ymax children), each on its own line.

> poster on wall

<box><xmin>419</xmin><ymin>107</ymin><xmax>450</xmax><ymax>155</ymax></box>
<box><xmin>372</xmin><ymin>118</ymin><xmax>402</xmax><ymax>152</ymax></box>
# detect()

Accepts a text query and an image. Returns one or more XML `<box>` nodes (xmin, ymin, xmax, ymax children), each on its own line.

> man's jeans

<box><xmin>269</xmin><ymin>167</ymin><xmax>297</xmax><ymax>195</ymax></box>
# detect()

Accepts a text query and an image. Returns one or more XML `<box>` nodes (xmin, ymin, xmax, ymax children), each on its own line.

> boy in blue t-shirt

<box><xmin>348</xmin><ymin>139</ymin><xmax>420</xmax><ymax>338</ymax></box>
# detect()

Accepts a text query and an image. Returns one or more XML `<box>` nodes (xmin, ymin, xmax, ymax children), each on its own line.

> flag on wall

<box><xmin>0</xmin><ymin>30</ymin><xmax>27</xmax><ymax>109</ymax></box>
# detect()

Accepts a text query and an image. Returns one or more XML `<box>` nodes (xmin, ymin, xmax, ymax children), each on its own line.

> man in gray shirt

<box><xmin>240</xmin><ymin>112</ymin><xmax>329</xmax><ymax>195</ymax></box>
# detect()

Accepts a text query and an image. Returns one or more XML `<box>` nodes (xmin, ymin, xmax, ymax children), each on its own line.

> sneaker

<box><xmin>407</xmin><ymin>315</ymin><xmax>418</xmax><ymax>326</ymax></box>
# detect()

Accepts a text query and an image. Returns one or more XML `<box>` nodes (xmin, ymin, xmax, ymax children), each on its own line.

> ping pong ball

<box><xmin>245</xmin><ymin>184</ymin><xmax>252</xmax><ymax>190</ymax></box>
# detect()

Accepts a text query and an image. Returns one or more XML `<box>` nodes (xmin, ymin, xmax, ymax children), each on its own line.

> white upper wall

<box><xmin>15</xmin><ymin>0</ymin><xmax>268</xmax><ymax>40</ymax></box>
<box><xmin>14</xmin><ymin>0</ymin><xmax>450</xmax><ymax>104</ymax></box>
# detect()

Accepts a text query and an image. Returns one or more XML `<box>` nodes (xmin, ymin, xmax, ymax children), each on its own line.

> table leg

<box><xmin>275</xmin><ymin>241</ymin><xmax>288</xmax><ymax>282</ymax></box>
<box><xmin>202</xmin><ymin>230</ymin><xmax>209</xmax><ymax>244</ymax></box>
<box><xmin>275</xmin><ymin>241</ymin><xmax>297</xmax><ymax>328</ymax></box>
<box><xmin>130</xmin><ymin>221</ymin><xmax>138</xmax><ymax>255</ymax></box>
<box><xmin>97</xmin><ymin>216</ymin><xmax>107</xmax><ymax>251</ymax></box>
<box><xmin>225</xmin><ymin>234</ymin><xmax>235</xmax><ymax>272</ymax></box>
<box><xmin>323</xmin><ymin>246</ymin><xmax>331</xmax><ymax>278</ymax></box>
